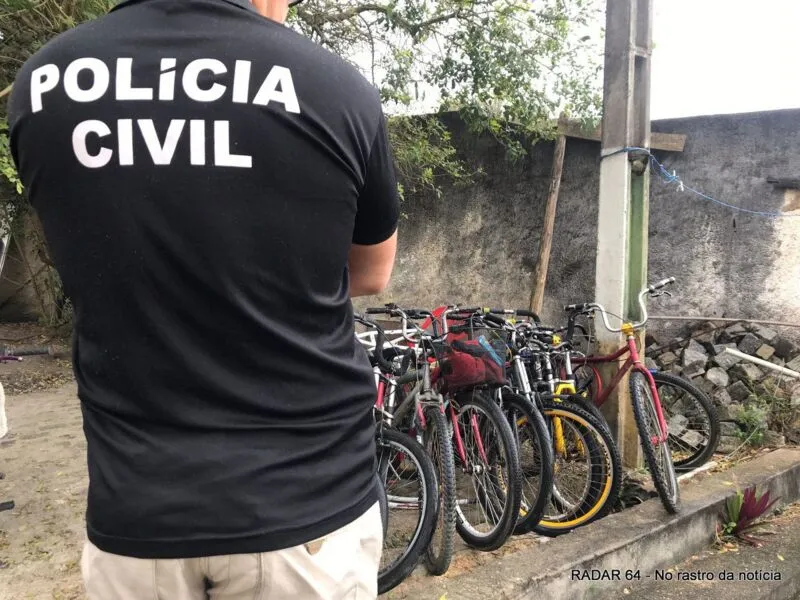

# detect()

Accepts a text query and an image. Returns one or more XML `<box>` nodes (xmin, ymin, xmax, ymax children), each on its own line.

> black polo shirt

<box><xmin>9</xmin><ymin>0</ymin><xmax>398</xmax><ymax>558</ymax></box>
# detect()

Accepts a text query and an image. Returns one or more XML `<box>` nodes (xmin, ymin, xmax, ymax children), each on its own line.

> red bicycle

<box><xmin>565</xmin><ymin>278</ymin><xmax>680</xmax><ymax>514</ymax></box>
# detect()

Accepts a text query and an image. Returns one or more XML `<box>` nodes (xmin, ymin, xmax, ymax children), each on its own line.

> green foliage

<box><xmin>720</xmin><ymin>485</ymin><xmax>780</xmax><ymax>546</ymax></box>
<box><xmin>388</xmin><ymin>116</ymin><xmax>475</xmax><ymax>200</ymax></box>
<box><xmin>735</xmin><ymin>401</ymin><xmax>769</xmax><ymax>447</ymax></box>
<box><xmin>0</xmin><ymin>119</ymin><xmax>22</xmax><ymax>195</ymax></box>
<box><xmin>292</xmin><ymin>0</ymin><xmax>604</xmax><ymax>163</ymax></box>
<box><xmin>735</xmin><ymin>378</ymin><xmax>799</xmax><ymax>447</ymax></box>
<box><xmin>750</xmin><ymin>377</ymin><xmax>800</xmax><ymax>439</ymax></box>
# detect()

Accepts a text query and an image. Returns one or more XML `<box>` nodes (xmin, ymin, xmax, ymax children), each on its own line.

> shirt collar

<box><xmin>112</xmin><ymin>0</ymin><xmax>256</xmax><ymax>14</ymax></box>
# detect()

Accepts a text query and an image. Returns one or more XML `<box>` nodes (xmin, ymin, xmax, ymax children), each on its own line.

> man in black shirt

<box><xmin>9</xmin><ymin>0</ymin><xmax>398</xmax><ymax>597</ymax></box>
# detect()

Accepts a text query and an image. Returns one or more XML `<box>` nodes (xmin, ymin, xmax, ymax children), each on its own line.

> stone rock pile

<box><xmin>646</xmin><ymin>322</ymin><xmax>800</xmax><ymax>453</ymax></box>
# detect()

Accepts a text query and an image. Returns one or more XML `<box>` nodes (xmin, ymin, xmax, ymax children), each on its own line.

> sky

<box><xmin>651</xmin><ymin>0</ymin><xmax>800</xmax><ymax>119</ymax></box>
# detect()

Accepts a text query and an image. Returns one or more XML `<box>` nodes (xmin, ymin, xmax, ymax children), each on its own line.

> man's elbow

<box><xmin>351</xmin><ymin>272</ymin><xmax>392</xmax><ymax>297</ymax></box>
<box><xmin>349</xmin><ymin>232</ymin><xmax>398</xmax><ymax>297</ymax></box>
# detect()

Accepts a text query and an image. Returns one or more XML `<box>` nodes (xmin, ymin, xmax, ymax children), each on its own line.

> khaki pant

<box><xmin>81</xmin><ymin>503</ymin><xmax>382</xmax><ymax>600</ymax></box>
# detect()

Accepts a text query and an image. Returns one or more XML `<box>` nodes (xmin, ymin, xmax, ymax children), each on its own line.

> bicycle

<box><xmin>568</xmin><ymin>297</ymin><xmax>720</xmax><ymax>472</ymax></box>
<box><xmin>564</xmin><ymin>278</ymin><xmax>681</xmax><ymax>513</ymax></box>
<box><xmin>495</xmin><ymin>312</ymin><xmax>621</xmax><ymax>534</ymax></box>
<box><xmin>354</xmin><ymin>313</ymin><xmax>439</xmax><ymax>594</ymax></box>
<box><xmin>435</xmin><ymin>306</ymin><xmax>553</xmax><ymax>535</ymax></box>
<box><xmin>380</xmin><ymin>304</ymin><xmax>524</xmax><ymax>551</ymax></box>
<box><xmin>360</xmin><ymin>306</ymin><xmax>457</xmax><ymax>577</ymax></box>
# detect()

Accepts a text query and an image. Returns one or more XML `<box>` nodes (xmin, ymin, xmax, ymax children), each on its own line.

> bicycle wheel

<box><xmin>423</xmin><ymin>405</ymin><xmax>457</xmax><ymax>576</ymax></box>
<box><xmin>376</xmin><ymin>473</ymin><xmax>389</xmax><ymax>540</ymax></box>
<box><xmin>501</xmin><ymin>391</ymin><xmax>554</xmax><ymax>534</ymax></box>
<box><xmin>533</xmin><ymin>399</ymin><xmax>621</xmax><ymax>536</ymax></box>
<box><xmin>629</xmin><ymin>371</ymin><xmax>681</xmax><ymax>514</ymax></box>
<box><xmin>376</xmin><ymin>427</ymin><xmax>438</xmax><ymax>594</ymax></box>
<box><xmin>571</xmin><ymin>365</ymin><xmax>612</xmax><ymax>434</ymax></box>
<box><xmin>452</xmin><ymin>390</ymin><xmax>522</xmax><ymax>551</ymax></box>
<box><xmin>568</xmin><ymin>393</ymin><xmax>611</xmax><ymax>435</ymax></box>
<box><xmin>652</xmin><ymin>371</ymin><xmax>720</xmax><ymax>471</ymax></box>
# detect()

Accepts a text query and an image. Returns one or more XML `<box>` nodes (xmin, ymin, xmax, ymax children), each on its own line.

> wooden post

<box><xmin>530</xmin><ymin>129</ymin><xmax>567</xmax><ymax>314</ymax></box>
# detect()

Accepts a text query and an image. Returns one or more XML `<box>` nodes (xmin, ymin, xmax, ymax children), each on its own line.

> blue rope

<box><xmin>603</xmin><ymin>146</ymin><xmax>800</xmax><ymax>219</ymax></box>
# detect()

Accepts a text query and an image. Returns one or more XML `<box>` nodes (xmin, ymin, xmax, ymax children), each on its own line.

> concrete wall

<box><xmin>0</xmin><ymin>216</ymin><xmax>58</xmax><ymax>323</ymax></box>
<box><xmin>2</xmin><ymin>110</ymin><xmax>798</xmax><ymax>332</ymax></box>
<box><xmin>365</xmin><ymin>109</ymin><xmax>800</xmax><ymax>335</ymax></box>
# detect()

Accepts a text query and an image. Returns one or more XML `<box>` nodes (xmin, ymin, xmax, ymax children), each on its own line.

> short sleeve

<box><xmin>352</xmin><ymin>115</ymin><xmax>400</xmax><ymax>245</ymax></box>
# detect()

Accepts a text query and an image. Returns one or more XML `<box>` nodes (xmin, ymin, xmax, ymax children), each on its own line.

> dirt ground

<box><xmin>0</xmin><ymin>323</ymin><xmax>73</xmax><ymax>396</ymax></box>
<box><xmin>0</xmin><ymin>382</ymin><xmax>85</xmax><ymax>600</ymax></box>
<box><xmin>0</xmin><ymin>323</ymin><xmax>81</xmax><ymax>600</ymax></box>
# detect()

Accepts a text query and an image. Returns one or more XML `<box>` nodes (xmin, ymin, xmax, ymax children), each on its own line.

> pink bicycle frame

<box><xmin>573</xmin><ymin>335</ymin><xmax>669</xmax><ymax>445</ymax></box>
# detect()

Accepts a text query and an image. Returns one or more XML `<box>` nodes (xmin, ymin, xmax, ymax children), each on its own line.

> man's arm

<box><xmin>349</xmin><ymin>232</ymin><xmax>397</xmax><ymax>297</ymax></box>
<box><xmin>350</xmin><ymin>113</ymin><xmax>400</xmax><ymax>297</ymax></box>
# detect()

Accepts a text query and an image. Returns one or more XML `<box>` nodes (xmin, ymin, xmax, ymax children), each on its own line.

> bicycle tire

<box><xmin>376</xmin><ymin>473</ymin><xmax>389</xmax><ymax>540</ymax></box>
<box><xmin>567</xmin><ymin>393</ymin><xmax>611</xmax><ymax>435</ymax></box>
<box><xmin>376</xmin><ymin>427</ymin><xmax>438</xmax><ymax>594</ymax></box>
<box><xmin>423</xmin><ymin>405</ymin><xmax>457</xmax><ymax>576</ymax></box>
<box><xmin>452</xmin><ymin>390</ymin><xmax>522</xmax><ymax>551</ymax></box>
<box><xmin>651</xmin><ymin>371</ymin><xmax>720</xmax><ymax>471</ymax></box>
<box><xmin>629</xmin><ymin>371</ymin><xmax>681</xmax><ymax>514</ymax></box>
<box><xmin>533</xmin><ymin>399</ymin><xmax>622</xmax><ymax>536</ymax></box>
<box><xmin>500</xmin><ymin>392</ymin><xmax>554</xmax><ymax>534</ymax></box>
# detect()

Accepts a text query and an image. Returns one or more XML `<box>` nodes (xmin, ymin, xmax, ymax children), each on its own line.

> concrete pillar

<box><xmin>595</xmin><ymin>0</ymin><xmax>653</xmax><ymax>467</ymax></box>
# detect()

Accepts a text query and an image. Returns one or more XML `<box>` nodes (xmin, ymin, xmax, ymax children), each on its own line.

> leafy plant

<box><xmin>734</xmin><ymin>401</ymin><xmax>768</xmax><ymax>447</ymax></box>
<box><xmin>736</xmin><ymin>378</ymin><xmax>799</xmax><ymax>447</ymax></box>
<box><xmin>388</xmin><ymin>115</ymin><xmax>475</xmax><ymax>200</ymax></box>
<box><xmin>718</xmin><ymin>485</ymin><xmax>780</xmax><ymax>547</ymax></box>
<box><xmin>0</xmin><ymin>119</ymin><xmax>22</xmax><ymax>196</ymax></box>
<box><xmin>751</xmin><ymin>377</ymin><xmax>800</xmax><ymax>441</ymax></box>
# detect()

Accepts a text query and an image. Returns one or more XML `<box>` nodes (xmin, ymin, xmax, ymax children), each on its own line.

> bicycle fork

<box><xmin>624</xmin><ymin>328</ymin><xmax>669</xmax><ymax>447</ymax></box>
<box><xmin>512</xmin><ymin>355</ymin><xmax>569</xmax><ymax>458</ymax></box>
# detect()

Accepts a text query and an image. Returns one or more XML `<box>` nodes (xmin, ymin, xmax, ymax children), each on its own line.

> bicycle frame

<box><xmin>391</xmin><ymin>371</ymin><xmax>486</xmax><ymax>468</ymax></box>
<box><xmin>573</xmin><ymin>330</ymin><xmax>669</xmax><ymax>445</ymax></box>
<box><xmin>366</xmin><ymin>305</ymin><xmax>500</xmax><ymax>476</ymax></box>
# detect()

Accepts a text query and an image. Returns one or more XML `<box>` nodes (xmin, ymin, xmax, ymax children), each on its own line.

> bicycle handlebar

<box><xmin>487</xmin><ymin>308</ymin><xmax>542</xmax><ymax>324</ymax></box>
<box><xmin>365</xmin><ymin>304</ymin><xmax>437</xmax><ymax>343</ymax></box>
<box><xmin>481</xmin><ymin>312</ymin><xmax>507</xmax><ymax>327</ymax></box>
<box><xmin>648</xmin><ymin>277</ymin><xmax>676</xmax><ymax>293</ymax></box>
<box><xmin>564</xmin><ymin>278</ymin><xmax>676</xmax><ymax>333</ymax></box>
<box><xmin>563</xmin><ymin>302</ymin><xmax>592</xmax><ymax>312</ymax></box>
<box><xmin>354</xmin><ymin>313</ymin><xmax>394</xmax><ymax>372</ymax></box>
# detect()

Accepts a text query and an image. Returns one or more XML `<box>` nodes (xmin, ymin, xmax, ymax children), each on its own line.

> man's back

<box><xmin>9</xmin><ymin>0</ymin><xmax>398</xmax><ymax>560</ymax></box>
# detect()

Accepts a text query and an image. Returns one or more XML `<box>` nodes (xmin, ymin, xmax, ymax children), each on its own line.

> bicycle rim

<box><xmin>452</xmin><ymin>391</ymin><xmax>521</xmax><ymax>550</ymax></box>
<box><xmin>630</xmin><ymin>371</ymin><xmax>681</xmax><ymax>514</ymax></box>
<box><xmin>376</xmin><ymin>428</ymin><xmax>438</xmax><ymax>593</ymax></box>
<box><xmin>504</xmin><ymin>393</ymin><xmax>553</xmax><ymax>534</ymax></box>
<box><xmin>535</xmin><ymin>401</ymin><xmax>620</xmax><ymax>532</ymax></box>
<box><xmin>652</xmin><ymin>371</ymin><xmax>720</xmax><ymax>470</ymax></box>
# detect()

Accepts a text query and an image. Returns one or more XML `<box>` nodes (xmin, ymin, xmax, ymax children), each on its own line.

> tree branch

<box><xmin>301</xmin><ymin>2</ymin><xmax>469</xmax><ymax>37</ymax></box>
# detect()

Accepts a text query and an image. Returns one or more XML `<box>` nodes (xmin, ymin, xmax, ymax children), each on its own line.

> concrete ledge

<box><xmin>386</xmin><ymin>449</ymin><xmax>800</xmax><ymax>600</ymax></box>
